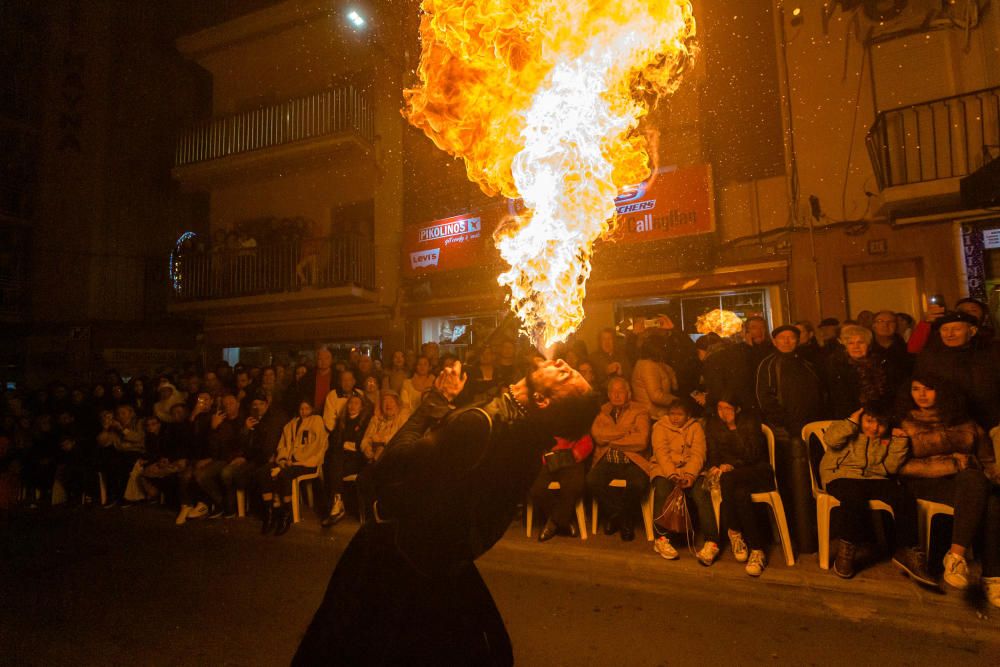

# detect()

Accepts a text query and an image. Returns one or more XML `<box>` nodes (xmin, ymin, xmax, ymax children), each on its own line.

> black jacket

<box><xmin>705</xmin><ymin>412</ymin><xmax>767</xmax><ymax>469</ymax></box>
<box><xmin>241</xmin><ymin>407</ymin><xmax>287</xmax><ymax>465</ymax></box>
<box><xmin>756</xmin><ymin>350</ymin><xmax>824</xmax><ymax>434</ymax></box>
<box><xmin>914</xmin><ymin>343</ymin><xmax>1000</xmax><ymax>428</ymax></box>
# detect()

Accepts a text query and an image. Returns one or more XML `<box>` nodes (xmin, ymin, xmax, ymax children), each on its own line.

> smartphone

<box><xmin>928</xmin><ymin>294</ymin><xmax>945</xmax><ymax>307</ymax></box>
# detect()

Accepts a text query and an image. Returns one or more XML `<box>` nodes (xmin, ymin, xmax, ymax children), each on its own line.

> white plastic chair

<box><xmin>916</xmin><ymin>499</ymin><xmax>955</xmax><ymax>556</ymax></box>
<box><xmin>712</xmin><ymin>425</ymin><xmax>795</xmax><ymax>566</ymax></box>
<box><xmin>802</xmin><ymin>420</ymin><xmax>896</xmax><ymax>570</ymax></box>
<box><xmin>591</xmin><ymin>480</ymin><xmax>654</xmax><ymax>541</ymax></box>
<box><xmin>525</xmin><ymin>481</ymin><xmax>588</xmax><ymax>540</ymax></box>
<box><xmin>291</xmin><ymin>444</ymin><xmax>329</xmax><ymax>524</ymax></box>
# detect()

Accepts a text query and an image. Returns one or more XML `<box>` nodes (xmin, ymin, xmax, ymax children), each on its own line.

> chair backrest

<box><xmin>760</xmin><ymin>424</ymin><xmax>777</xmax><ymax>486</ymax></box>
<box><xmin>800</xmin><ymin>420</ymin><xmax>834</xmax><ymax>497</ymax></box>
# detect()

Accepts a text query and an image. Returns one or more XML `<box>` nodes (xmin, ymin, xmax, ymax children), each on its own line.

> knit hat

<box><xmin>771</xmin><ymin>324</ymin><xmax>800</xmax><ymax>339</ymax></box>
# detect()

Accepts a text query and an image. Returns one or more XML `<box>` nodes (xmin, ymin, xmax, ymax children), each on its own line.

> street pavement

<box><xmin>1</xmin><ymin>504</ymin><xmax>998</xmax><ymax>666</ymax></box>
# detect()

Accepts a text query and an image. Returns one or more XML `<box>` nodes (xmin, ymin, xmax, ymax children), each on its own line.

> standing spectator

<box><xmin>401</xmin><ymin>355</ymin><xmax>435</xmax><ymax>409</ymax></box>
<box><xmin>495</xmin><ymin>339</ymin><xmax>521</xmax><ymax>385</ymax></box>
<box><xmin>896</xmin><ymin>312</ymin><xmax>915</xmax><ymax>342</ymax></box>
<box><xmin>421</xmin><ymin>341</ymin><xmax>442</xmax><ymax>374</ymax></box>
<box><xmin>355</xmin><ymin>354</ymin><xmax>379</xmax><ymax>391</ymax></box>
<box><xmin>631</xmin><ymin>315</ymin><xmax>700</xmax><ymax>396</ymax></box>
<box><xmin>817</xmin><ymin>318</ymin><xmax>842</xmax><ymax>357</ymax></box>
<box><xmin>631</xmin><ymin>340</ymin><xmax>679</xmax><ymax>420</ymax></box>
<box><xmin>913</xmin><ymin>311</ymin><xmax>1000</xmax><ymax>429</ymax></box>
<box><xmin>649</xmin><ymin>399</ymin><xmax>706</xmax><ymax>560</ymax></box>
<box><xmin>461</xmin><ymin>345</ymin><xmax>503</xmax><ymax>405</ymax></box>
<box><xmin>588</xmin><ymin>377</ymin><xmax>652</xmax><ymax>541</ymax></box>
<box><xmin>381</xmin><ymin>350</ymin><xmax>410</xmax><ymax>396</ymax></box>
<box><xmin>298</xmin><ymin>346</ymin><xmax>336</xmax><ymax>413</ymax></box>
<box><xmin>590</xmin><ymin>327</ymin><xmax>631</xmax><ymax>393</ymax></box>
<box><xmin>698</xmin><ymin>332</ymin><xmax>755</xmax><ymax>411</ymax></box>
<box><xmin>756</xmin><ymin>324</ymin><xmax>824</xmax><ymax>554</ymax></box>
<box><xmin>258</xmin><ymin>399</ymin><xmax>326</xmax><ymax>536</ymax></box>
<box><xmin>743</xmin><ymin>315</ymin><xmax>775</xmax><ymax>377</ymax></box>
<box><xmin>856</xmin><ymin>310</ymin><xmax>875</xmax><ymax>330</ymax></box>
<box><xmin>870</xmin><ymin>310</ymin><xmax>914</xmax><ymax>393</ymax></box>
<box><xmin>824</xmin><ymin>325</ymin><xmax>889</xmax><ymax>419</ymax></box>
<box><xmin>898</xmin><ymin>374</ymin><xmax>992</xmax><ymax>590</ymax></box>
<box><xmin>127</xmin><ymin>377</ymin><xmax>153</xmax><ymax>418</ymax></box>
<box><xmin>530</xmin><ymin>432</ymin><xmax>593</xmax><ymax>541</ymax></box>
<box><xmin>702</xmin><ymin>396</ymin><xmax>773</xmax><ymax>576</ymax></box>
<box><xmin>794</xmin><ymin>320</ymin><xmax>822</xmax><ymax>368</ymax></box>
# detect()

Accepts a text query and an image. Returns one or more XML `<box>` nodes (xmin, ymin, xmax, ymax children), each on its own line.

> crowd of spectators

<box><xmin>2</xmin><ymin>299</ymin><xmax>1000</xmax><ymax>607</ymax></box>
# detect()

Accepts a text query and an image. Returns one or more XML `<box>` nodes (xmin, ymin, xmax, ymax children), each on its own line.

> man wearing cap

<box><xmin>756</xmin><ymin>324</ymin><xmax>825</xmax><ymax>554</ymax></box>
<box><xmin>914</xmin><ymin>310</ymin><xmax>1000</xmax><ymax>429</ymax></box>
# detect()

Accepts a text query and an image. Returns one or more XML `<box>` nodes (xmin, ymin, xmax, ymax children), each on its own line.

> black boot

<box><xmin>273</xmin><ymin>506</ymin><xmax>293</xmax><ymax>537</ymax></box>
<box><xmin>261</xmin><ymin>504</ymin><xmax>274</xmax><ymax>535</ymax></box>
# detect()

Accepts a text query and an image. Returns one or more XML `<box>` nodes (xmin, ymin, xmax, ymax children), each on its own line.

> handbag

<box><xmin>543</xmin><ymin>448</ymin><xmax>577</xmax><ymax>473</ymax></box>
<box><xmin>654</xmin><ymin>484</ymin><xmax>691</xmax><ymax>535</ymax></box>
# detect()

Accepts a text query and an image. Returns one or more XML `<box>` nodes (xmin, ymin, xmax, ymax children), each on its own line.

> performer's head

<box><xmin>525</xmin><ymin>359</ymin><xmax>600</xmax><ymax>440</ymax></box>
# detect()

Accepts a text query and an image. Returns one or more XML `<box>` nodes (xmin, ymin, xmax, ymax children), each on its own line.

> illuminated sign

<box><xmin>611</xmin><ymin>164</ymin><xmax>715</xmax><ymax>243</ymax></box>
<box><xmin>403</xmin><ymin>213</ymin><xmax>490</xmax><ymax>276</ymax></box>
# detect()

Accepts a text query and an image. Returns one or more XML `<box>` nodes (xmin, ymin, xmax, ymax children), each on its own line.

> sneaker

<box><xmin>187</xmin><ymin>502</ymin><xmax>209</xmax><ymax>519</ymax></box>
<box><xmin>102</xmin><ymin>499</ymin><xmax>119</xmax><ymax>510</ymax></box>
<box><xmin>745</xmin><ymin>549</ymin><xmax>767</xmax><ymax>577</ymax></box>
<box><xmin>328</xmin><ymin>495</ymin><xmax>346</xmax><ymax>523</ymax></box>
<box><xmin>175</xmin><ymin>505</ymin><xmax>191</xmax><ymax>526</ymax></box>
<box><xmin>728</xmin><ymin>530</ymin><xmax>748</xmax><ymax>563</ymax></box>
<box><xmin>696</xmin><ymin>541</ymin><xmax>720</xmax><ymax>567</ymax></box>
<box><xmin>223</xmin><ymin>511</ymin><xmax>238</xmax><ymax>519</ymax></box>
<box><xmin>942</xmin><ymin>551</ymin><xmax>970</xmax><ymax>590</ymax></box>
<box><xmin>983</xmin><ymin>577</ymin><xmax>1000</xmax><ymax>609</ymax></box>
<box><xmin>208</xmin><ymin>507</ymin><xmax>224</xmax><ymax>519</ymax></box>
<box><xmin>653</xmin><ymin>536</ymin><xmax>679</xmax><ymax>560</ymax></box>
<box><xmin>833</xmin><ymin>540</ymin><xmax>857</xmax><ymax>579</ymax></box>
<box><xmin>891</xmin><ymin>546</ymin><xmax>938</xmax><ymax>588</ymax></box>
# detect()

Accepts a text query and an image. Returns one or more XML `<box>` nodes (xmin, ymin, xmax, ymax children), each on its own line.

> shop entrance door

<box><xmin>844</xmin><ymin>259</ymin><xmax>921</xmax><ymax>320</ymax></box>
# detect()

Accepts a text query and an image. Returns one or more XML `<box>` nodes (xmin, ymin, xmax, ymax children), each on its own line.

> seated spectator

<box><xmin>239</xmin><ymin>390</ymin><xmax>287</xmax><ymax>515</ymax></box>
<box><xmin>141</xmin><ymin>404</ymin><xmax>192</xmax><ymax>502</ymax></box>
<box><xmin>356</xmin><ymin>392</ymin><xmax>411</xmax><ymax>522</ymax></box>
<box><xmin>362</xmin><ymin>376</ymin><xmax>381</xmax><ymax>416</ymax></box>
<box><xmin>530</xmin><ymin>432</ymin><xmax>594</xmax><ymax>541</ymax></box>
<box><xmin>757</xmin><ymin>324</ymin><xmax>824</xmax><ymax>554</ymax></box>
<box><xmin>701</xmin><ymin>396</ymin><xmax>772</xmax><ymax>576</ymax></box>
<box><xmin>588</xmin><ymin>327</ymin><xmax>631</xmax><ymax>392</ymax></box>
<box><xmin>649</xmin><ymin>399</ymin><xmax>706</xmax><ymax>559</ymax></box>
<box><xmin>587</xmin><ymin>377</ymin><xmax>652</xmax><ymax>541</ymax></box>
<box><xmin>820</xmin><ymin>405</ymin><xmax>933</xmax><ymax>585</ymax></box>
<box><xmin>321</xmin><ymin>395</ymin><xmax>372</xmax><ymax>527</ymax></box>
<box><xmin>631</xmin><ymin>340</ymin><xmax>679</xmax><ymax>420</ymax></box>
<box><xmin>22</xmin><ymin>413</ymin><xmax>59</xmax><ymax>506</ymax></box>
<box><xmin>257</xmin><ymin>399</ymin><xmax>326</xmax><ymax>536</ymax></box>
<box><xmin>176</xmin><ymin>392</ymin><xmax>215</xmax><ymax>524</ymax></box>
<box><xmin>913</xmin><ymin>310</ymin><xmax>1000</xmax><ymax>430</ymax></box>
<box><xmin>898</xmin><ymin>374</ymin><xmax>992</xmax><ymax>590</ymax></box>
<box><xmin>824</xmin><ymin>324</ymin><xmax>889</xmax><ymax>419</ymax></box>
<box><xmin>52</xmin><ymin>410</ymin><xmax>90</xmax><ymax>506</ymax></box>
<box><xmin>95</xmin><ymin>405</ymin><xmax>145</xmax><ymax>507</ymax></box>
<box><xmin>983</xmin><ymin>429</ymin><xmax>1000</xmax><ymax>608</ymax></box>
<box><xmin>192</xmin><ymin>394</ymin><xmax>245</xmax><ymax>518</ymax></box>
<box><xmin>356</xmin><ymin>354</ymin><xmax>379</xmax><ymax>391</ymax></box>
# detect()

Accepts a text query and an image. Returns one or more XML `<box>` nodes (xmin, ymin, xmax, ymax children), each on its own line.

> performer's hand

<box><xmin>434</xmin><ymin>361</ymin><xmax>467</xmax><ymax>402</ymax></box>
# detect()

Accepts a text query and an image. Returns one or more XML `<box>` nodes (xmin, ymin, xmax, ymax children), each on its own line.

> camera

<box><xmin>928</xmin><ymin>294</ymin><xmax>945</xmax><ymax>308</ymax></box>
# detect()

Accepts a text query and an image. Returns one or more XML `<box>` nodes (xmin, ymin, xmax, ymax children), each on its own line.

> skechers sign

<box><xmin>611</xmin><ymin>164</ymin><xmax>715</xmax><ymax>243</ymax></box>
<box><xmin>403</xmin><ymin>213</ymin><xmax>487</xmax><ymax>276</ymax></box>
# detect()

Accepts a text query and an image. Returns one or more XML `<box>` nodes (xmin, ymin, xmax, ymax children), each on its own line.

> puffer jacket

<box><xmin>819</xmin><ymin>418</ymin><xmax>908</xmax><ymax>486</ymax></box>
<box><xmin>631</xmin><ymin>359</ymin><xmax>678</xmax><ymax>420</ymax></box>
<box><xmin>591</xmin><ymin>401</ymin><xmax>652</xmax><ymax>473</ymax></box>
<box><xmin>276</xmin><ymin>413</ymin><xmax>327</xmax><ymax>468</ymax></box>
<box><xmin>649</xmin><ymin>416</ymin><xmax>706</xmax><ymax>481</ymax></box>
<box><xmin>900</xmin><ymin>409</ymin><xmax>988</xmax><ymax>478</ymax></box>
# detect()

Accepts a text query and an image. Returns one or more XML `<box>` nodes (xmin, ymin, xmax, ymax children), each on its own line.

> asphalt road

<box><xmin>1</xmin><ymin>505</ymin><xmax>998</xmax><ymax>666</ymax></box>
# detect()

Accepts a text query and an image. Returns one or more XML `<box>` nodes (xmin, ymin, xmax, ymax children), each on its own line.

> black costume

<box><xmin>294</xmin><ymin>387</ymin><xmax>596</xmax><ymax>665</ymax></box>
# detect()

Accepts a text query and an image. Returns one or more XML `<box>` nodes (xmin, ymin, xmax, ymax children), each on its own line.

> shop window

<box><xmin>421</xmin><ymin>313</ymin><xmax>500</xmax><ymax>360</ymax></box>
<box><xmin>615</xmin><ymin>288</ymin><xmax>770</xmax><ymax>337</ymax></box>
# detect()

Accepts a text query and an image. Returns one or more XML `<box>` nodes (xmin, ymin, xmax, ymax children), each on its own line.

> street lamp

<box><xmin>346</xmin><ymin>9</ymin><xmax>366</xmax><ymax>29</ymax></box>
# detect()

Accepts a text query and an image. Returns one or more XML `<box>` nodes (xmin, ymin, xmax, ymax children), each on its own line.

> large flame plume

<box><xmin>404</xmin><ymin>0</ymin><xmax>697</xmax><ymax>348</ymax></box>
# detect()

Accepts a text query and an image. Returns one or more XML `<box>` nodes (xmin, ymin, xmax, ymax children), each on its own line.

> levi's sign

<box><xmin>403</xmin><ymin>213</ymin><xmax>489</xmax><ymax>276</ymax></box>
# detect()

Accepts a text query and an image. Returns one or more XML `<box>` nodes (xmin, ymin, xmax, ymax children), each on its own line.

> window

<box><xmin>615</xmin><ymin>288</ymin><xmax>771</xmax><ymax>337</ymax></box>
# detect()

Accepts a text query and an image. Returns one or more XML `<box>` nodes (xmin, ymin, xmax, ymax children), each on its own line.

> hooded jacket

<box><xmin>819</xmin><ymin>417</ymin><xmax>908</xmax><ymax>485</ymax></box>
<box><xmin>649</xmin><ymin>416</ymin><xmax>706</xmax><ymax>481</ymax></box>
<box><xmin>276</xmin><ymin>413</ymin><xmax>327</xmax><ymax>468</ymax></box>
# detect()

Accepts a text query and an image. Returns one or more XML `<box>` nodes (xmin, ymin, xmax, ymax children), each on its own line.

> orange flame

<box><xmin>404</xmin><ymin>0</ymin><xmax>696</xmax><ymax>348</ymax></box>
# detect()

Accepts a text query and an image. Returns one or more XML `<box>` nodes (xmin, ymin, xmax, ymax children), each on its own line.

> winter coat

<box><xmin>361</xmin><ymin>409</ymin><xmax>412</xmax><ymax>462</ymax></box>
<box><xmin>590</xmin><ymin>401</ymin><xmax>652</xmax><ymax>472</ymax></box>
<box><xmin>871</xmin><ymin>335</ymin><xmax>913</xmax><ymax>393</ymax></box>
<box><xmin>704</xmin><ymin>412</ymin><xmax>767</xmax><ymax>470</ymax></box>
<box><xmin>241</xmin><ymin>407</ymin><xmax>287</xmax><ymax>465</ymax></box>
<box><xmin>899</xmin><ymin>409</ymin><xmax>989</xmax><ymax>478</ymax></box>
<box><xmin>819</xmin><ymin>418</ymin><xmax>908</xmax><ymax>485</ymax></box>
<box><xmin>823</xmin><ymin>350</ymin><xmax>888</xmax><ymax>420</ymax></box>
<box><xmin>276</xmin><ymin>414</ymin><xmax>327</xmax><ymax>468</ymax></box>
<box><xmin>322</xmin><ymin>387</ymin><xmax>365</xmax><ymax>432</ymax></box>
<box><xmin>649</xmin><ymin>416</ymin><xmax>706</xmax><ymax>481</ymax></box>
<box><xmin>631</xmin><ymin>359</ymin><xmax>678</xmax><ymax>420</ymax></box>
<box><xmin>755</xmin><ymin>350</ymin><xmax>824</xmax><ymax>434</ymax></box>
<box><xmin>913</xmin><ymin>343</ymin><xmax>1000</xmax><ymax>429</ymax></box>
<box><xmin>701</xmin><ymin>340</ymin><xmax>756</xmax><ymax>409</ymax></box>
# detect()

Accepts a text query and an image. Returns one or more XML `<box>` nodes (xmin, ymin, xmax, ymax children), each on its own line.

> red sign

<box><xmin>403</xmin><ymin>212</ymin><xmax>490</xmax><ymax>276</ymax></box>
<box><xmin>610</xmin><ymin>164</ymin><xmax>715</xmax><ymax>243</ymax></box>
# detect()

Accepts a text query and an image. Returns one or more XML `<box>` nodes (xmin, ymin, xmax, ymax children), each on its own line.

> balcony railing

<box><xmin>172</xmin><ymin>235</ymin><xmax>375</xmax><ymax>302</ymax></box>
<box><xmin>174</xmin><ymin>86</ymin><xmax>374</xmax><ymax>167</ymax></box>
<box><xmin>867</xmin><ymin>86</ymin><xmax>1000</xmax><ymax>190</ymax></box>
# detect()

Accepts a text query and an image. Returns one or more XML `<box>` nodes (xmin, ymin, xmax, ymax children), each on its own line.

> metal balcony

<box><xmin>171</xmin><ymin>235</ymin><xmax>375</xmax><ymax>303</ymax></box>
<box><xmin>174</xmin><ymin>86</ymin><xmax>374</xmax><ymax>168</ymax></box>
<box><xmin>867</xmin><ymin>86</ymin><xmax>1000</xmax><ymax>190</ymax></box>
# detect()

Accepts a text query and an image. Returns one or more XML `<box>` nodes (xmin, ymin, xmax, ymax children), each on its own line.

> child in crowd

<box><xmin>649</xmin><ymin>399</ymin><xmax>706</xmax><ymax>560</ymax></box>
<box><xmin>820</xmin><ymin>404</ymin><xmax>934</xmax><ymax>584</ymax></box>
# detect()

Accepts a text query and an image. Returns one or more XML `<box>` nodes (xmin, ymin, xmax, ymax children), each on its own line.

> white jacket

<box><xmin>276</xmin><ymin>414</ymin><xmax>327</xmax><ymax>468</ymax></box>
